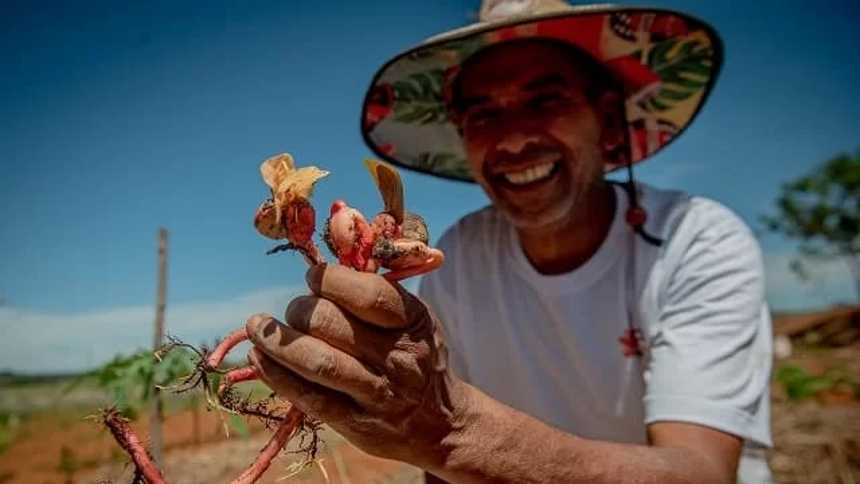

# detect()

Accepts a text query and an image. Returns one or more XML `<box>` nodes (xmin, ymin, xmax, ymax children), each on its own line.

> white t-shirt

<box><xmin>419</xmin><ymin>183</ymin><xmax>773</xmax><ymax>483</ymax></box>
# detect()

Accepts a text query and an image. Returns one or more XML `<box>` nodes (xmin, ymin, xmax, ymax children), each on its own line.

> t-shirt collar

<box><xmin>506</xmin><ymin>184</ymin><xmax>628</xmax><ymax>294</ymax></box>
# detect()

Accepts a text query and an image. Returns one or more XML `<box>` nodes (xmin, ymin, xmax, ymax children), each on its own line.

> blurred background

<box><xmin>1</xmin><ymin>0</ymin><xmax>858</xmax><ymax>482</ymax></box>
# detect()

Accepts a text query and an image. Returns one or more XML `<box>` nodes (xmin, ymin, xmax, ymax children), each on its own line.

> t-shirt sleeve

<box><xmin>418</xmin><ymin>227</ymin><xmax>471</xmax><ymax>382</ymax></box>
<box><xmin>643</xmin><ymin>199</ymin><xmax>773</xmax><ymax>447</ymax></box>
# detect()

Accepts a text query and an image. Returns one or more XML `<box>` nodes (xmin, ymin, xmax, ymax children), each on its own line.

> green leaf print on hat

<box><xmin>639</xmin><ymin>36</ymin><xmax>714</xmax><ymax>113</ymax></box>
<box><xmin>393</xmin><ymin>70</ymin><xmax>447</xmax><ymax>125</ymax></box>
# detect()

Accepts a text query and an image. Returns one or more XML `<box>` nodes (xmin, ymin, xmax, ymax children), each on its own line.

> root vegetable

<box><xmin>101</xmin><ymin>154</ymin><xmax>444</xmax><ymax>483</ymax></box>
<box><xmin>323</xmin><ymin>159</ymin><xmax>445</xmax><ymax>281</ymax></box>
<box><xmin>102</xmin><ymin>408</ymin><xmax>168</xmax><ymax>484</ymax></box>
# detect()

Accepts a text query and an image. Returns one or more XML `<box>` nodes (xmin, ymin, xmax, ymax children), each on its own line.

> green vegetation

<box><xmin>65</xmin><ymin>348</ymin><xmax>197</xmax><ymax>419</ymax></box>
<box><xmin>775</xmin><ymin>364</ymin><xmax>860</xmax><ymax>401</ymax></box>
<box><xmin>0</xmin><ymin>411</ymin><xmax>23</xmax><ymax>455</ymax></box>
<box><xmin>761</xmin><ymin>150</ymin><xmax>860</xmax><ymax>300</ymax></box>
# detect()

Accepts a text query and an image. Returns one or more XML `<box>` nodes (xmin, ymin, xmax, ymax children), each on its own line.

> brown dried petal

<box><xmin>254</xmin><ymin>200</ymin><xmax>289</xmax><ymax>240</ymax></box>
<box><xmin>260</xmin><ymin>153</ymin><xmax>296</xmax><ymax>190</ymax></box>
<box><xmin>277</xmin><ymin>166</ymin><xmax>330</xmax><ymax>202</ymax></box>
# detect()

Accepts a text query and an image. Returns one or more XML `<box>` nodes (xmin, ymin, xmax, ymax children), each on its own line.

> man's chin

<box><xmin>494</xmin><ymin>197</ymin><xmax>575</xmax><ymax>230</ymax></box>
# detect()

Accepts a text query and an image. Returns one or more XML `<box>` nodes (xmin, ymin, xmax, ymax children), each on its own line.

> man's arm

<box><xmin>246</xmin><ymin>264</ymin><xmax>743</xmax><ymax>484</ymax></box>
<box><xmin>424</xmin><ymin>381</ymin><xmax>741</xmax><ymax>484</ymax></box>
<box><xmin>425</xmin><ymin>421</ymin><xmax>740</xmax><ymax>484</ymax></box>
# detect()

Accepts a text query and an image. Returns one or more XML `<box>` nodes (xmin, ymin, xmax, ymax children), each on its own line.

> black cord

<box><xmin>616</xmin><ymin>162</ymin><xmax>664</xmax><ymax>248</ymax></box>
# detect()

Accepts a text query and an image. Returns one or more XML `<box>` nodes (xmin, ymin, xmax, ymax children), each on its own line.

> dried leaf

<box><xmin>260</xmin><ymin>153</ymin><xmax>296</xmax><ymax>190</ymax></box>
<box><xmin>277</xmin><ymin>166</ymin><xmax>330</xmax><ymax>202</ymax></box>
<box><xmin>259</xmin><ymin>153</ymin><xmax>329</xmax><ymax>226</ymax></box>
<box><xmin>364</xmin><ymin>158</ymin><xmax>405</xmax><ymax>224</ymax></box>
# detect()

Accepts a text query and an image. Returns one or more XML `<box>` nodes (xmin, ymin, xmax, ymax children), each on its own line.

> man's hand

<box><xmin>246</xmin><ymin>263</ymin><xmax>743</xmax><ymax>484</ymax></box>
<box><xmin>245</xmin><ymin>263</ymin><xmax>470</xmax><ymax>470</ymax></box>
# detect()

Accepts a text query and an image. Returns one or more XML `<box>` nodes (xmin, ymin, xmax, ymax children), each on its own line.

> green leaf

<box><xmin>760</xmin><ymin>151</ymin><xmax>860</xmax><ymax>296</ymax></box>
<box><xmin>775</xmin><ymin>364</ymin><xmax>840</xmax><ymax>400</ymax></box>
<box><xmin>657</xmin><ymin>88</ymin><xmax>695</xmax><ymax>101</ymax></box>
<box><xmin>228</xmin><ymin>415</ymin><xmax>250</xmax><ymax>438</ymax></box>
<box><xmin>390</xmin><ymin>70</ymin><xmax>448</xmax><ymax>125</ymax></box>
<box><xmin>641</xmin><ymin>38</ymin><xmax>714</xmax><ymax>112</ymax></box>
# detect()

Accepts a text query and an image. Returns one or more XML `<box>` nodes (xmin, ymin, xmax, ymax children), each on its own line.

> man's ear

<box><xmin>596</xmin><ymin>90</ymin><xmax>628</xmax><ymax>165</ymax></box>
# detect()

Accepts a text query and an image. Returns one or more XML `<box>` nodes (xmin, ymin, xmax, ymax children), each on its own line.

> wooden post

<box><xmin>150</xmin><ymin>228</ymin><xmax>168</xmax><ymax>465</ymax></box>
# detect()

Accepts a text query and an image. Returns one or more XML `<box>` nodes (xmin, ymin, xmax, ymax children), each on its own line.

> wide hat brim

<box><xmin>360</xmin><ymin>5</ymin><xmax>723</xmax><ymax>183</ymax></box>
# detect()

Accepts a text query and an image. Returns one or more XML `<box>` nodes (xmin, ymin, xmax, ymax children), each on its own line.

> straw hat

<box><xmin>360</xmin><ymin>1</ymin><xmax>723</xmax><ymax>182</ymax></box>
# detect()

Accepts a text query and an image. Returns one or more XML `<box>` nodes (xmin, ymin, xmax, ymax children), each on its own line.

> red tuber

<box><xmin>101</xmin><ymin>154</ymin><xmax>444</xmax><ymax>483</ymax></box>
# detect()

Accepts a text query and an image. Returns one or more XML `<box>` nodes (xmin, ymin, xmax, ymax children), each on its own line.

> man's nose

<box><xmin>496</xmin><ymin>131</ymin><xmax>542</xmax><ymax>155</ymax></box>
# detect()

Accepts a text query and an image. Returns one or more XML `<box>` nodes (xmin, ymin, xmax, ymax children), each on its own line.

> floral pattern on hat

<box><xmin>362</xmin><ymin>8</ymin><xmax>721</xmax><ymax>182</ymax></box>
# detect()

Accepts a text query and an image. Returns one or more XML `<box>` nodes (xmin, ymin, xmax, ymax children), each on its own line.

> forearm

<box><xmin>430</xmin><ymin>385</ymin><xmax>733</xmax><ymax>484</ymax></box>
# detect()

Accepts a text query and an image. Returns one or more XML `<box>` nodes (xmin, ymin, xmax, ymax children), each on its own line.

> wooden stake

<box><xmin>150</xmin><ymin>228</ymin><xmax>168</xmax><ymax>465</ymax></box>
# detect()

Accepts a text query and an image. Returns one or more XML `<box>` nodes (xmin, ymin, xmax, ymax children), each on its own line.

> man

<box><xmin>245</xmin><ymin>2</ymin><xmax>773</xmax><ymax>482</ymax></box>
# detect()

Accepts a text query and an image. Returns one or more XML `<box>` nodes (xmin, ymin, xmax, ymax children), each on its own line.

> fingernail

<box><xmin>259</xmin><ymin>318</ymin><xmax>279</xmax><ymax>338</ymax></box>
<box><xmin>246</xmin><ymin>313</ymin><xmax>271</xmax><ymax>334</ymax></box>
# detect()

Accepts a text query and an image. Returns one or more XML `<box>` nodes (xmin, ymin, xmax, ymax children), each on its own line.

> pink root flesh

<box><xmin>103</xmin><ymin>409</ymin><xmax>168</xmax><ymax>484</ymax></box>
<box><xmin>102</xmin><ymin>405</ymin><xmax>305</xmax><ymax>484</ymax></box>
<box><xmin>206</xmin><ymin>328</ymin><xmax>251</xmax><ymax>369</ymax></box>
<box><xmin>231</xmin><ymin>406</ymin><xmax>305</xmax><ymax>484</ymax></box>
<box><xmin>218</xmin><ymin>366</ymin><xmax>261</xmax><ymax>395</ymax></box>
<box><xmin>383</xmin><ymin>248</ymin><xmax>445</xmax><ymax>281</ymax></box>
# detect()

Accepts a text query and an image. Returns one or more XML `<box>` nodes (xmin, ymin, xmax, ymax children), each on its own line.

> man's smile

<box><xmin>494</xmin><ymin>159</ymin><xmax>562</xmax><ymax>190</ymax></box>
<box><xmin>485</xmin><ymin>148</ymin><xmax>566</xmax><ymax>193</ymax></box>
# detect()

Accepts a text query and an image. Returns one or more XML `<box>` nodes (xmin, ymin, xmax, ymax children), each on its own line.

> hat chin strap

<box><xmin>617</xmin><ymin>162</ymin><xmax>664</xmax><ymax>247</ymax></box>
<box><xmin>479</xmin><ymin>0</ymin><xmax>572</xmax><ymax>22</ymax></box>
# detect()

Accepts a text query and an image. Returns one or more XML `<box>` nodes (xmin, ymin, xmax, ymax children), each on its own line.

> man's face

<box><xmin>454</xmin><ymin>41</ymin><xmax>619</xmax><ymax>229</ymax></box>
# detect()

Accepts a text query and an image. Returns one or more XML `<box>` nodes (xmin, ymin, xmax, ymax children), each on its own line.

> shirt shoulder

<box><xmin>634</xmin><ymin>183</ymin><xmax>761</xmax><ymax>278</ymax></box>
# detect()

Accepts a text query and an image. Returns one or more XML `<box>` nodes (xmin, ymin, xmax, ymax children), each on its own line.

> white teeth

<box><xmin>503</xmin><ymin>162</ymin><xmax>555</xmax><ymax>185</ymax></box>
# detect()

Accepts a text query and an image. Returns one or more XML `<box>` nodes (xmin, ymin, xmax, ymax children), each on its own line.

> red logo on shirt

<box><xmin>618</xmin><ymin>327</ymin><xmax>643</xmax><ymax>357</ymax></box>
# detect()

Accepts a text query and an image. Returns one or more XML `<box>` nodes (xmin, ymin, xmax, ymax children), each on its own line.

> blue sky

<box><xmin>1</xmin><ymin>0</ymin><xmax>858</xmax><ymax>372</ymax></box>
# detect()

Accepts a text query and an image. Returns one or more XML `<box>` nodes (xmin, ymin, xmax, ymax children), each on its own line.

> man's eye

<box><xmin>465</xmin><ymin>108</ymin><xmax>501</xmax><ymax>127</ymax></box>
<box><xmin>528</xmin><ymin>93</ymin><xmax>566</xmax><ymax>110</ymax></box>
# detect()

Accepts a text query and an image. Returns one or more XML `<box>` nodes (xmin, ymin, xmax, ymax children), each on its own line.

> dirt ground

<box><xmin>1</xmin><ymin>328</ymin><xmax>858</xmax><ymax>484</ymax></box>
<box><xmin>0</xmin><ymin>403</ymin><xmax>421</xmax><ymax>484</ymax></box>
<box><xmin>79</xmin><ymin>424</ymin><xmax>422</xmax><ymax>484</ymax></box>
<box><xmin>766</xmin><ymin>342</ymin><xmax>860</xmax><ymax>484</ymax></box>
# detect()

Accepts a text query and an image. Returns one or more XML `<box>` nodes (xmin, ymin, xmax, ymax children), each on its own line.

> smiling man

<box><xmin>450</xmin><ymin>39</ymin><xmax>624</xmax><ymax>274</ymax></box>
<box><xmin>245</xmin><ymin>2</ymin><xmax>773</xmax><ymax>483</ymax></box>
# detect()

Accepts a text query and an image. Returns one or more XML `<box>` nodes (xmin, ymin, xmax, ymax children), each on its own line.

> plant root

<box><xmin>101</xmin><ymin>408</ymin><xmax>167</xmax><ymax>484</ymax></box>
<box><xmin>100</xmin><ymin>330</ymin><xmax>320</xmax><ymax>484</ymax></box>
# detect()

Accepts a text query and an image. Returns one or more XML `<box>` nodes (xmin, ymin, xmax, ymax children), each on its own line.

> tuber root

<box><xmin>101</xmin><ymin>154</ymin><xmax>444</xmax><ymax>484</ymax></box>
<box><xmin>323</xmin><ymin>159</ymin><xmax>445</xmax><ymax>281</ymax></box>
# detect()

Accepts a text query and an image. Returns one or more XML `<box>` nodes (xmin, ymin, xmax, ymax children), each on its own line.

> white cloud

<box><xmin>3</xmin><ymin>251</ymin><xmax>853</xmax><ymax>373</ymax></box>
<box><xmin>0</xmin><ymin>285</ymin><xmax>305</xmax><ymax>374</ymax></box>
<box><xmin>762</xmin><ymin>250</ymin><xmax>857</xmax><ymax>311</ymax></box>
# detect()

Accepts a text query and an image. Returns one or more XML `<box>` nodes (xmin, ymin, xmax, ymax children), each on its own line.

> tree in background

<box><xmin>761</xmin><ymin>151</ymin><xmax>860</xmax><ymax>301</ymax></box>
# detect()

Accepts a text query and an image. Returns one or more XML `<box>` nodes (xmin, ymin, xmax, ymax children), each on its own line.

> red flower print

<box><xmin>618</xmin><ymin>327</ymin><xmax>643</xmax><ymax>358</ymax></box>
<box><xmin>650</xmin><ymin>15</ymin><xmax>688</xmax><ymax>40</ymax></box>
<box><xmin>364</xmin><ymin>83</ymin><xmax>395</xmax><ymax>131</ymax></box>
<box><xmin>629</xmin><ymin>118</ymin><xmax>678</xmax><ymax>161</ymax></box>
<box><xmin>605</xmin><ymin>56</ymin><xmax>660</xmax><ymax>93</ymax></box>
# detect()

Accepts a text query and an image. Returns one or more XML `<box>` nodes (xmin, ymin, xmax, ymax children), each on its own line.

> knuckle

<box><xmin>371</xmin><ymin>377</ymin><xmax>394</xmax><ymax>404</ymax></box>
<box><xmin>385</xmin><ymin>350</ymin><xmax>424</xmax><ymax>387</ymax></box>
<box><xmin>309</xmin><ymin>299</ymin><xmax>340</xmax><ymax>333</ymax></box>
<box><xmin>309</xmin><ymin>351</ymin><xmax>339</xmax><ymax>380</ymax></box>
